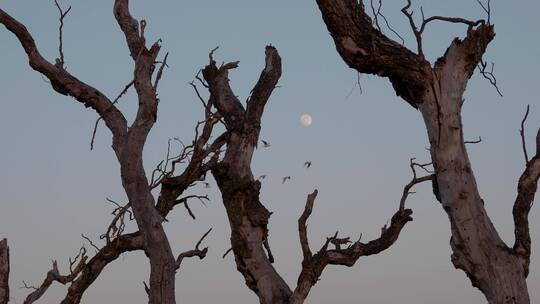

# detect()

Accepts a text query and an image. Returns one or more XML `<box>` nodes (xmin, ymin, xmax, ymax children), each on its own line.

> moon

<box><xmin>300</xmin><ymin>114</ymin><xmax>313</xmax><ymax>127</ymax></box>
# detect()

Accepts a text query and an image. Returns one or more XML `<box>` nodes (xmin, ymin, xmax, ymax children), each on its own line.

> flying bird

<box><xmin>261</xmin><ymin>140</ymin><xmax>271</xmax><ymax>148</ymax></box>
<box><xmin>282</xmin><ymin>176</ymin><xmax>291</xmax><ymax>184</ymax></box>
<box><xmin>258</xmin><ymin>175</ymin><xmax>267</xmax><ymax>181</ymax></box>
<box><xmin>304</xmin><ymin>161</ymin><xmax>312</xmax><ymax>169</ymax></box>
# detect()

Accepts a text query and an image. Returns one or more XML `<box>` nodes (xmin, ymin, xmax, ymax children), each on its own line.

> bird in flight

<box><xmin>304</xmin><ymin>161</ymin><xmax>312</xmax><ymax>169</ymax></box>
<box><xmin>261</xmin><ymin>140</ymin><xmax>271</xmax><ymax>148</ymax></box>
<box><xmin>258</xmin><ymin>175</ymin><xmax>267</xmax><ymax>181</ymax></box>
<box><xmin>282</xmin><ymin>176</ymin><xmax>291</xmax><ymax>184</ymax></box>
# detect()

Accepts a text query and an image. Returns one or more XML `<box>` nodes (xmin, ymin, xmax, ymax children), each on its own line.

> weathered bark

<box><xmin>0</xmin><ymin>239</ymin><xmax>8</xmax><ymax>304</ymax></box>
<box><xmin>316</xmin><ymin>1</ymin><xmax>537</xmax><ymax>303</ymax></box>
<box><xmin>204</xmin><ymin>46</ymin><xmax>293</xmax><ymax>304</ymax></box>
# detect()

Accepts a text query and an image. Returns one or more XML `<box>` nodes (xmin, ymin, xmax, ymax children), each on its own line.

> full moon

<box><xmin>300</xmin><ymin>114</ymin><xmax>312</xmax><ymax>126</ymax></box>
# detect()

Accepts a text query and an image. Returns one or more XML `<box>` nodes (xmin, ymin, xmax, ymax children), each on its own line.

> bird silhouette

<box><xmin>282</xmin><ymin>176</ymin><xmax>291</xmax><ymax>184</ymax></box>
<box><xmin>261</xmin><ymin>140</ymin><xmax>271</xmax><ymax>148</ymax></box>
<box><xmin>304</xmin><ymin>161</ymin><xmax>312</xmax><ymax>169</ymax></box>
<box><xmin>258</xmin><ymin>174</ymin><xmax>267</xmax><ymax>181</ymax></box>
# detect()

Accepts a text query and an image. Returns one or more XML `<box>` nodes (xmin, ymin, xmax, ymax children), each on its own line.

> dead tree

<box><xmin>0</xmin><ymin>2</ymin><xmax>224</xmax><ymax>303</ymax></box>
<box><xmin>315</xmin><ymin>1</ymin><xmax>539</xmax><ymax>303</ymax></box>
<box><xmin>196</xmin><ymin>45</ymin><xmax>433</xmax><ymax>304</ymax></box>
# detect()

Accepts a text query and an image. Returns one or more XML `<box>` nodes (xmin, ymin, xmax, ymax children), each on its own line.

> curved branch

<box><xmin>291</xmin><ymin>169</ymin><xmax>433</xmax><ymax>303</ymax></box>
<box><xmin>175</xmin><ymin>228</ymin><xmax>212</xmax><ymax>271</ymax></box>
<box><xmin>513</xmin><ymin>117</ymin><xmax>540</xmax><ymax>276</ymax></box>
<box><xmin>315</xmin><ymin>0</ymin><xmax>431</xmax><ymax>107</ymax></box>
<box><xmin>25</xmin><ymin>248</ymin><xmax>87</xmax><ymax>304</ymax></box>
<box><xmin>113</xmin><ymin>0</ymin><xmax>144</xmax><ymax>60</ymax></box>
<box><xmin>0</xmin><ymin>9</ymin><xmax>128</xmax><ymax>150</ymax></box>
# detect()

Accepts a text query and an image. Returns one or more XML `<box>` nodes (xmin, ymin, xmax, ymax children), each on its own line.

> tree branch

<box><xmin>315</xmin><ymin>0</ymin><xmax>431</xmax><ymax>108</ymax></box>
<box><xmin>113</xmin><ymin>0</ymin><xmax>145</xmax><ymax>60</ymax></box>
<box><xmin>24</xmin><ymin>248</ymin><xmax>87</xmax><ymax>304</ymax></box>
<box><xmin>512</xmin><ymin>109</ymin><xmax>540</xmax><ymax>276</ymax></box>
<box><xmin>0</xmin><ymin>9</ymin><xmax>128</xmax><ymax>151</ymax></box>
<box><xmin>520</xmin><ymin>105</ymin><xmax>530</xmax><ymax>163</ymax></box>
<box><xmin>175</xmin><ymin>228</ymin><xmax>212</xmax><ymax>271</ymax></box>
<box><xmin>53</xmin><ymin>0</ymin><xmax>71</xmax><ymax>69</ymax></box>
<box><xmin>245</xmin><ymin>45</ymin><xmax>282</xmax><ymax>133</ymax></box>
<box><xmin>290</xmin><ymin>165</ymin><xmax>433</xmax><ymax>303</ymax></box>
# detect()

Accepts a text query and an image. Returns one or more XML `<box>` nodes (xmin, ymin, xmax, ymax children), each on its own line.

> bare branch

<box><xmin>153</xmin><ymin>52</ymin><xmax>169</xmax><ymax>91</ymax></box>
<box><xmin>90</xmin><ymin>79</ymin><xmax>134</xmax><ymax>150</ymax></box>
<box><xmin>512</xmin><ymin>107</ymin><xmax>540</xmax><ymax>276</ymax></box>
<box><xmin>291</xmin><ymin>161</ymin><xmax>433</xmax><ymax>303</ymax></box>
<box><xmin>478</xmin><ymin>59</ymin><xmax>503</xmax><ymax>97</ymax></box>
<box><xmin>175</xmin><ymin>228</ymin><xmax>212</xmax><ymax>271</ymax></box>
<box><xmin>53</xmin><ymin>0</ymin><xmax>71</xmax><ymax>69</ymax></box>
<box><xmin>298</xmin><ymin>190</ymin><xmax>318</xmax><ymax>261</ymax></box>
<box><xmin>0</xmin><ymin>9</ymin><xmax>128</xmax><ymax>151</ymax></box>
<box><xmin>113</xmin><ymin>0</ymin><xmax>145</xmax><ymax>60</ymax></box>
<box><xmin>520</xmin><ymin>105</ymin><xmax>530</xmax><ymax>164</ymax></box>
<box><xmin>370</xmin><ymin>0</ymin><xmax>404</xmax><ymax>45</ymax></box>
<box><xmin>245</xmin><ymin>45</ymin><xmax>282</xmax><ymax>133</ymax></box>
<box><xmin>23</xmin><ymin>248</ymin><xmax>87</xmax><ymax>304</ymax></box>
<box><xmin>315</xmin><ymin>0</ymin><xmax>430</xmax><ymax>108</ymax></box>
<box><xmin>222</xmin><ymin>247</ymin><xmax>233</xmax><ymax>259</ymax></box>
<box><xmin>81</xmin><ymin>234</ymin><xmax>100</xmax><ymax>253</ymax></box>
<box><xmin>476</xmin><ymin>0</ymin><xmax>492</xmax><ymax>24</ymax></box>
<box><xmin>401</xmin><ymin>0</ymin><xmax>484</xmax><ymax>57</ymax></box>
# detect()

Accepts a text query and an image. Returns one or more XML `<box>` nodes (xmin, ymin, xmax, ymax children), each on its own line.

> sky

<box><xmin>0</xmin><ymin>0</ymin><xmax>539</xmax><ymax>303</ymax></box>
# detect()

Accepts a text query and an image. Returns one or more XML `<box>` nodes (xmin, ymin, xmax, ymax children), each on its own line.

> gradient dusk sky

<box><xmin>1</xmin><ymin>1</ymin><xmax>539</xmax><ymax>303</ymax></box>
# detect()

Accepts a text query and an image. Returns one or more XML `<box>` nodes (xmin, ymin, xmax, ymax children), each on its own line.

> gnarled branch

<box><xmin>0</xmin><ymin>9</ymin><xmax>128</xmax><ymax>151</ymax></box>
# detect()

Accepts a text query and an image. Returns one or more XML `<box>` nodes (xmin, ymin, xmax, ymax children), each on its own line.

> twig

<box><xmin>81</xmin><ymin>234</ymin><xmax>100</xmax><ymax>253</ymax></box>
<box><xmin>222</xmin><ymin>247</ymin><xmax>233</xmax><ymax>259</ymax></box>
<box><xmin>520</xmin><ymin>105</ymin><xmax>530</xmax><ymax>164</ymax></box>
<box><xmin>401</xmin><ymin>0</ymin><xmax>484</xmax><ymax>57</ymax></box>
<box><xmin>175</xmin><ymin>228</ymin><xmax>212</xmax><ymax>270</ymax></box>
<box><xmin>153</xmin><ymin>52</ymin><xmax>169</xmax><ymax>91</ymax></box>
<box><xmin>370</xmin><ymin>0</ymin><xmax>405</xmax><ymax>45</ymax></box>
<box><xmin>53</xmin><ymin>0</ymin><xmax>71</xmax><ymax>69</ymax></box>
<box><xmin>464</xmin><ymin>136</ymin><xmax>482</xmax><ymax>144</ymax></box>
<box><xmin>90</xmin><ymin>80</ymin><xmax>134</xmax><ymax>150</ymax></box>
<box><xmin>476</xmin><ymin>0</ymin><xmax>491</xmax><ymax>24</ymax></box>
<box><xmin>478</xmin><ymin>59</ymin><xmax>503</xmax><ymax>97</ymax></box>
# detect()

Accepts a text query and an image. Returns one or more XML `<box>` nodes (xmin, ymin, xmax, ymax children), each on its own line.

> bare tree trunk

<box><xmin>419</xmin><ymin>73</ymin><xmax>530</xmax><ymax>303</ymax></box>
<box><xmin>120</xmin><ymin>160</ymin><xmax>176</xmax><ymax>304</ymax></box>
<box><xmin>314</xmin><ymin>1</ymin><xmax>538</xmax><ymax>303</ymax></box>
<box><xmin>0</xmin><ymin>239</ymin><xmax>8</xmax><ymax>304</ymax></box>
<box><xmin>202</xmin><ymin>47</ymin><xmax>293</xmax><ymax>304</ymax></box>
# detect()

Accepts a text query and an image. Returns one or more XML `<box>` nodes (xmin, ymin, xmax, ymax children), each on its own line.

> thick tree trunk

<box><xmin>0</xmin><ymin>239</ymin><xmax>8</xmax><ymax>304</ymax></box>
<box><xmin>120</xmin><ymin>145</ymin><xmax>176</xmax><ymax>304</ymax></box>
<box><xmin>212</xmin><ymin>134</ymin><xmax>293</xmax><ymax>304</ymax></box>
<box><xmin>419</xmin><ymin>87</ymin><xmax>529</xmax><ymax>304</ymax></box>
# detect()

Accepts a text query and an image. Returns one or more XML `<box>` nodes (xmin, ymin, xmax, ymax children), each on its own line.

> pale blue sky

<box><xmin>1</xmin><ymin>1</ymin><xmax>539</xmax><ymax>303</ymax></box>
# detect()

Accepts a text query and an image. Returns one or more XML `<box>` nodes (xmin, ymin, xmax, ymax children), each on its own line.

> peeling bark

<box><xmin>316</xmin><ymin>1</ymin><xmax>536</xmax><ymax>302</ymax></box>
